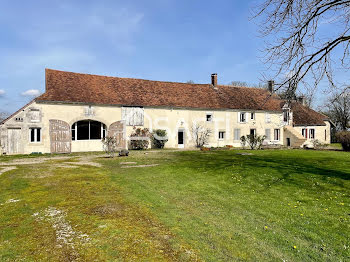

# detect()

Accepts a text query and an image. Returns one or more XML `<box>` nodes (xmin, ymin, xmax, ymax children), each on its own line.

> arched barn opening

<box><xmin>71</xmin><ymin>120</ymin><xmax>107</xmax><ymax>152</ymax></box>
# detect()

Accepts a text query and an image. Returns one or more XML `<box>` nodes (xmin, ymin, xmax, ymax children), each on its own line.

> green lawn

<box><xmin>0</xmin><ymin>149</ymin><xmax>349</xmax><ymax>261</ymax></box>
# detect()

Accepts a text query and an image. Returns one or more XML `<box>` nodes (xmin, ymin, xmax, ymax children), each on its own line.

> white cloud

<box><xmin>21</xmin><ymin>89</ymin><xmax>40</xmax><ymax>97</ymax></box>
<box><xmin>0</xmin><ymin>89</ymin><xmax>5</xmax><ymax>96</ymax></box>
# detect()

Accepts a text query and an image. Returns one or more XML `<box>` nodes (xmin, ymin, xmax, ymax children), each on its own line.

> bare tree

<box><xmin>191</xmin><ymin>124</ymin><xmax>212</xmax><ymax>148</ymax></box>
<box><xmin>0</xmin><ymin>111</ymin><xmax>9</xmax><ymax>122</ymax></box>
<box><xmin>230</xmin><ymin>81</ymin><xmax>250</xmax><ymax>87</ymax></box>
<box><xmin>324</xmin><ymin>88</ymin><xmax>350</xmax><ymax>131</ymax></box>
<box><xmin>254</xmin><ymin>0</ymin><xmax>350</xmax><ymax>94</ymax></box>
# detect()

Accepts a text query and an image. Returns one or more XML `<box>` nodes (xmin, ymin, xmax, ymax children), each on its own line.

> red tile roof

<box><xmin>35</xmin><ymin>69</ymin><xmax>328</xmax><ymax>126</ymax></box>
<box><xmin>290</xmin><ymin>102</ymin><xmax>329</xmax><ymax>126</ymax></box>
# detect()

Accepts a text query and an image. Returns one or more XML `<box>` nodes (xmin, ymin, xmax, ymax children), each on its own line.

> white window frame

<box><xmin>218</xmin><ymin>131</ymin><xmax>225</xmax><ymax>140</ymax></box>
<box><xmin>29</xmin><ymin>128</ymin><xmax>41</xmax><ymax>143</ymax></box>
<box><xmin>309</xmin><ymin>128</ymin><xmax>315</xmax><ymax>139</ymax></box>
<box><xmin>250</xmin><ymin>128</ymin><xmax>256</xmax><ymax>136</ymax></box>
<box><xmin>274</xmin><ymin>129</ymin><xmax>280</xmax><ymax>141</ymax></box>
<box><xmin>239</xmin><ymin>112</ymin><xmax>246</xmax><ymax>123</ymax></box>
<box><xmin>251</xmin><ymin>112</ymin><xmax>255</xmax><ymax>120</ymax></box>
<box><xmin>265</xmin><ymin>113</ymin><xmax>271</xmax><ymax>123</ymax></box>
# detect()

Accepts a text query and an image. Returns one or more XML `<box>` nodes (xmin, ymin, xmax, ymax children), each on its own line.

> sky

<box><xmin>0</xmin><ymin>0</ymin><xmax>348</xmax><ymax>113</ymax></box>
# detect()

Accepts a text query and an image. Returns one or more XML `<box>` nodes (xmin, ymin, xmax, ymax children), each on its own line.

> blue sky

<box><xmin>0</xmin><ymin>0</ymin><xmax>347</xmax><ymax>113</ymax></box>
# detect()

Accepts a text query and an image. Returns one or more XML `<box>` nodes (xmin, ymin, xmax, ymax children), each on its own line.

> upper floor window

<box><xmin>239</xmin><ymin>112</ymin><xmax>246</xmax><ymax>123</ymax></box>
<box><xmin>206</xmin><ymin>114</ymin><xmax>213</xmax><ymax>122</ymax></box>
<box><xmin>122</xmin><ymin>107</ymin><xmax>144</xmax><ymax>126</ymax></box>
<box><xmin>72</xmin><ymin>120</ymin><xmax>106</xmax><ymax>141</ymax></box>
<box><xmin>265</xmin><ymin>113</ymin><xmax>271</xmax><ymax>123</ymax></box>
<box><xmin>30</xmin><ymin>128</ymin><xmax>41</xmax><ymax>143</ymax></box>
<box><xmin>251</xmin><ymin>112</ymin><xmax>255</xmax><ymax>120</ymax></box>
<box><xmin>283</xmin><ymin>110</ymin><xmax>290</xmax><ymax>122</ymax></box>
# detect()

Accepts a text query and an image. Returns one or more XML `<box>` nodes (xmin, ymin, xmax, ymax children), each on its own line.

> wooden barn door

<box><xmin>49</xmin><ymin>120</ymin><xmax>71</xmax><ymax>153</ymax></box>
<box><xmin>7</xmin><ymin>128</ymin><xmax>22</xmax><ymax>154</ymax></box>
<box><xmin>108</xmin><ymin>121</ymin><xmax>126</xmax><ymax>149</ymax></box>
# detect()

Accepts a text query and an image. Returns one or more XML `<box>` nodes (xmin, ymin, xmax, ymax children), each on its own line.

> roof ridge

<box><xmin>45</xmin><ymin>68</ymin><xmax>211</xmax><ymax>87</ymax></box>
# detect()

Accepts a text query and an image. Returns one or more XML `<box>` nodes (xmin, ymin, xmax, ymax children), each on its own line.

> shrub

<box><xmin>102</xmin><ymin>136</ymin><xmax>118</xmax><ymax>158</ymax></box>
<box><xmin>335</xmin><ymin>131</ymin><xmax>350</xmax><ymax>151</ymax></box>
<box><xmin>130</xmin><ymin>127</ymin><xmax>151</xmax><ymax>150</ymax></box>
<box><xmin>241</xmin><ymin>134</ymin><xmax>266</xmax><ymax>150</ymax></box>
<box><xmin>152</xmin><ymin>129</ymin><xmax>168</xmax><ymax>149</ymax></box>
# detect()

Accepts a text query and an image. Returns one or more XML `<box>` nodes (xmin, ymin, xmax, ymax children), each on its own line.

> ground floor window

<box><xmin>309</xmin><ymin>129</ymin><xmax>315</xmax><ymax>139</ymax></box>
<box><xmin>218</xmin><ymin>131</ymin><xmax>225</xmax><ymax>140</ymax></box>
<box><xmin>265</xmin><ymin>129</ymin><xmax>271</xmax><ymax>140</ymax></box>
<box><xmin>274</xmin><ymin>129</ymin><xmax>280</xmax><ymax>141</ymax></box>
<box><xmin>30</xmin><ymin>128</ymin><xmax>41</xmax><ymax>143</ymax></box>
<box><xmin>250</xmin><ymin>129</ymin><xmax>256</xmax><ymax>136</ymax></box>
<box><xmin>234</xmin><ymin>128</ymin><xmax>241</xmax><ymax>141</ymax></box>
<box><xmin>302</xmin><ymin>128</ymin><xmax>307</xmax><ymax>138</ymax></box>
<box><xmin>72</xmin><ymin>120</ymin><xmax>106</xmax><ymax>141</ymax></box>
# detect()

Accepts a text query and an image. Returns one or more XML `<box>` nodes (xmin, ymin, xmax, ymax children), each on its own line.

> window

<box><xmin>239</xmin><ymin>112</ymin><xmax>246</xmax><ymax>123</ymax></box>
<box><xmin>265</xmin><ymin>113</ymin><xmax>271</xmax><ymax>123</ymax></box>
<box><xmin>206</xmin><ymin>114</ymin><xmax>213</xmax><ymax>122</ymax></box>
<box><xmin>234</xmin><ymin>128</ymin><xmax>241</xmax><ymax>141</ymax></box>
<box><xmin>218</xmin><ymin>131</ymin><xmax>225</xmax><ymax>140</ymax></box>
<box><xmin>15</xmin><ymin>117</ymin><xmax>23</xmax><ymax>122</ymax></box>
<box><xmin>309</xmin><ymin>129</ymin><xmax>315</xmax><ymax>139</ymax></box>
<box><xmin>302</xmin><ymin>128</ymin><xmax>308</xmax><ymax>138</ymax></box>
<box><xmin>325</xmin><ymin>129</ymin><xmax>327</xmax><ymax>141</ymax></box>
<box><xmin>250</xmin><ymin>129</ymin><xmax>256</xmax><ymax>136</ymax></box>
<box><xmin>274</xmin><ymin>129</ymin><xmax>280</xmax><ymax>141</ymax></box>
<box><xmin>71</xmin><ymin>120</ymin><xmax>107</xmax><ymax>141</ymax></box>
<box><xmin>30</xmin><ymin>128</ymin><xmax>41</xmax><ymax>143</ymax></box>
<box><xmin>251</xmin><ymin>112</ymin><xmax>255</xmax><ymax>120</ymax></box>
<box><xmin>265</xmin><ymin>129</ymin><xmax>271</xmax><ymax>140</ymax></box>
<box><xmin>122</xmin><ymin>107</ymin><xmax>144</xmax><ymax>126</ymax></box>
<box><xmin>283</xmin><ymin>110</ymin><xmax>289</xmax><ymax>122</ymax></box>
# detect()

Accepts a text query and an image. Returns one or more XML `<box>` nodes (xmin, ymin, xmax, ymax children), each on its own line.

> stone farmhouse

<box><xmin>0</xmin><ymin>69</ymin><xmax>331</xmax><ymax>154</ymax></box>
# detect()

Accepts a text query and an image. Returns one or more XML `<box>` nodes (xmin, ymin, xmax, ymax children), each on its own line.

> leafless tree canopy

<box><xmin>254</xmin><ymin>0</ymin><xmax>350</xmax><ymax>94</ymax></box>
<box><xmin>191</xmin><ymin>124</ymin><xmax>212</xmax><ymax>148</ymax></box>
<box><xmin>324</xmin><ymin>88</ymin><xmax>350</xmax><ymax>131</ymax></box>
<box><xmin>0</xmin><ymin>111</ymin><xmax>9</xmax><ymax>122</ymax></box>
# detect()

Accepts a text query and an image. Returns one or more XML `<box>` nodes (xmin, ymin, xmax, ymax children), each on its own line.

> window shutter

<box><xmin>265</xmin><ymin>113</ymin><xmax>271</xmax><ymax>123</ymax></box>
<box><xmin>237</xmin><ymin>112</ymin><xmax>240</xmax><ymax>123</ymax></box>
<box><xmin>265</xmin><ymin>129</ymin><xmax>271</xmax><ymax>140</ymax></box>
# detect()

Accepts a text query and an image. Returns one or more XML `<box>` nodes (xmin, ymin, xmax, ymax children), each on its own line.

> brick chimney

<box><xmin>211</xmin><ymin>73</ymin><xmax>218</xmax><ymax>88</ymax></box>
<box><xmin>268</xmin><ymin>80</ymin><xmax>274</xmax><ymax>93</ymax></box>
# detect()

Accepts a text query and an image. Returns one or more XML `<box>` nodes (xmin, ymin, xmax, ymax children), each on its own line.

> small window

<box><xmin>15</xmin><ymin>117</ymin><xmax>23</xmax><ymax>122</ymax></box>
<box><xmin>251</xmin><ymin>112</ymin><xmax>255</xmax><ymax>120</ymax></box>
<box><xmin>283</xmin><ymin>110</ymin><xmax>289</xmax><ymax>122</ymax></box>
<box><xmin>265</xmin><ymin>113</ymin><xmax>271</xmax><ymax>123</ymax></box>
<box><xmin>239</xmin><ymin>112</ymin><xmax>246</xmax><ymax>123</ymax></box>
<box><xmin>206</xmin><ymin>114</ymin><xmax>213</xmax><ymax>122</ymax></box>
<box><xmin>30</xmin><ymin>128</ymin><xmax>41</xmax><ymax>143</ymax></box>
<box><xmin>265</xmin><ymin>129</ymin><xmax>271</xmax><ymax>140</ymax></box>
<box><xmin>302</xmin><ymin>128</ymin><xmax>307</xmax><ymax>138</ymax></box>
<box><xmin>234</xmin><ymin>129</ymin><xmax>241</xmax><ymax>141</ymax></box>
<box><xmin>325</xmin><ymin>129</ymin><xmax>327</xmax><ymax>141</ymax></box>
<box><xmin>274</xmin><ymin>129</ymin><xmax>280</xmax><ymax>141</ymax></box>
<box><xmin>309</xmin><ymin>129</ymin><xmax>315</xmax><ymax>139</ymax></box>
<box><xmin>218</xmin><ymin>131</ymin><xmax>225</xmax><ymax>140</ymax></box>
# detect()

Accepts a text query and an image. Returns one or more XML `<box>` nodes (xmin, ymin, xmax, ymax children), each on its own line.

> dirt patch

<box><xmin>0</xmin><ymin>156</ymin><xmax>74</xmax><ymax>166</ymax></box>
<box><xmin>120</xmin><ymin>162</ymin><xmax>137</xmax><ymax>165</ymax></box>
<box><xmin>121</xmin><ymin>164</ymin><xmax>159</xmax><ymax>168</ymax></box>
<box><xmin>33</xmin><ymin>207</ymin><xmax>90</xmax><ymax>260</ymax></box>
<box><xmin>0</xmin><ymin>166</ymin><xmax>17</xmax><ymax>176</ymax></box>
<box><xmin>89</xmin><ymin>203</ymin><xmax>126</xmax><ymax>217</ymax></box>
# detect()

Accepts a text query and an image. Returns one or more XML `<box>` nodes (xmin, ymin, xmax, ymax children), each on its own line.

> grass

<box><xmin>0</xmin><ymin>149</ymin><xmax>349</xmax><ymax>261</ymax></box>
